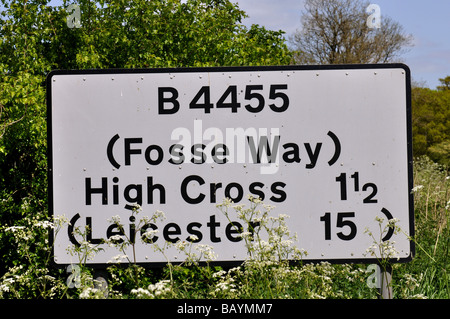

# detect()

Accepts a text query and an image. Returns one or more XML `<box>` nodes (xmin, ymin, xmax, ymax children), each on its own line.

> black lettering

<box><xmin>112</xmin><ymin>177</ymin><xmax>119</xmax><ymax>205</ymax></box>
<box><xmin>248</xmin><ymin>220</ymin><xmax>261</xmax><ymax>240</ymax></box>
<box><xmin>129</xmin><ymin>216</ymin><xmax>136</xmax><ymax>244</ymax></box>
<box><xmin>158</xmin><ymin>87</ymin><xmax>180</xmax><ymax>114</ymax></box>
<box><xmin>304</xmin><ymin>143</ymin><xmax>322</xmax><ymax>169</ymax></box>
<box><xmin>249</xmin><ymin>182</ymin><xmax>265</xmax><ymax>200</ymax></box>
<box><xmin>86</xmin><ymin>217</ymin><xmax>103</xmax><ymax>244</ymax></box>
<box><xmin>124</xmin><ymin>184</ymin><xmax>142</xmax><ymax>210</ymax></box>
<box><xmin>282</xmin><ymin>143</ymin><xmax>301</xmax><ymax>163</ymax></box>
<box><xmin>212</xmin><ymin>143</ymin><xmax>229</xmax><ymax>164</ymax></box>
<box><xmin>189</xmin><ymin>86</ymin><xmax>213</xmax><ymax>113</ymax></box>
<box><xmin>225</xmin><ymin>221</ymin><xmax>243</xmax><ymax>242</ymax></box>
<box><xmin>168</xmin><ymin>144</ymin><xmax>185</xmax><ymax>164</ymax></box>
<box><xmin>186</xmin><ymin>222</ymin><xmax>203</xmax><ymax>242</ymax></box>
<box><xmin>144</xmin><ymin>145</ymin><xmax>164</xmax><ymax>165</ymax></box>
<box><xmin>191</xmin><ymin>143</ymin><xmax>206</xmax><ymax>164</ymax></box>
<box><xmin>207</xmin><ymin>215</ymin><xmax>221</xmax><ymax>243</ymax></box>
<box><xmin>106</xmin><ymin>224</ymin><xmax>124</xmax><ymax>244</ymax></box>
<box><xmin>181</xmin><ymin>175</ymin><xmax>205</xmax><ymax>204</ymax></box>
<box><xmin>85</xmin><ymin>177</ymin><xmax>108</xmax><ymax>205</ymax></box>
<box><xmin>147</xmin><ymin>176</ymin><xmax>166</xmax><ymax>204</ymax></box>
<box><xmin>209</xmin><ymin>182</ymin><xmax>222</xmax><ymax>203</ymax></box>
<box><xmin>270</xmin><ymin>182</ymin><xmax>287</xmax><ymax>202</ymax></box>
<box><xmin>124</xmin><ymin>138</ymin><xmax>142</xmax><ymax>166</ymax></box>
<box><xmin>107</xmin><ymin>134</ymin><xmax>121</xmax><ymax>169</ymax></box>
<box><xmin>225</xmin><ymin>182</ymin><xmax>244</xmax><ymax>203</ymax></box>
<box><xmin>247</xmin><ymin>135</ymin><xmax>280</xmax><ymax>164</ymax></box>
<box><xmin>141</xmin><ymin>223</ymin><xmax>158</xmax><ymax>243</ymax></box>
<box><xmin>68</xmin><ymin>213</ymin><xmax>81</xmax><ymax>247</ymax></box>
<box><xmin>163</xmin><ymin>222</ymin><xmax>181</xmax><ymax>243</ymax></box>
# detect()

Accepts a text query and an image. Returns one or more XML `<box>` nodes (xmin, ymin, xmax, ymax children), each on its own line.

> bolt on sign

<box><xmin>47</xmin><ymin>64</ymin><xmax>414</xmax><ymax>266</ymax></box>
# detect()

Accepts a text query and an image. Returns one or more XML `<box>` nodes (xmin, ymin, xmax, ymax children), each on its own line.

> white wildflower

<box><xmin>212</xmin><ymin>270</ymin><xmax>226</xmax><ymax>278</ymax></box>
<box><xmin>131</xmin><ymin>287</ymin><xmax>153</xmax><ymax>298</ymax></box>
<box><xmin>131</xmin><ymin>203</ymin><xmax>142</xmax><ymax>213</ymax></box>
<box><xmin>107</xmin><ymin>254</ymin><xmax>128</xmax><ymax>264</ymax></box>
<box><xmin>4</xmin><ymin>226</ymin><xmax>25</xmax><ymax>233</ymax></box>
<box><xmin>195</xmin><ymin>244</ymin><xmax>217</xmax><ymax>261</ymax></box>
<box><xmin>141</xmin><ymin>229</ymin><xmax>158</xmax><ymax>241</ymax></box>
<box><xmin>34</xmin><ymin>220</ymin><xmax>54</xmax><ymax>229</ymax></box>
<box><xmin>175</xmin><ymin>240</ymin><xmax>188</xmax><ymax>251</ymax></box>
<box><xmin>79</xmin><ymin>287</ymin><xmax>102</xmax><ymax>299</ymax></box>
<box><xmin>108</xmin><ymin>215</ymin><xmax>121</xmax><ymax>224</ymax></box>
<box><xmin>148</xmin><ymin>280</ymin><xmax>172</xmax><ymax>297</ymax></box>
<box><xmin>188</xmin><ymin>234</ymin><xmax>199</xmax><ymax>242</ymax></box>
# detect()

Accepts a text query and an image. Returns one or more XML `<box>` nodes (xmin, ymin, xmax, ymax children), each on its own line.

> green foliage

<box><xmin>411</xmin><ymin>84</ymin><xmax>450</xmax><ymax>166</ymax></box>
<box><xmin>398</xmin><ymin>156</ymin><xmax>449</xmax><ymax>298</ymax></box>
<box><xmin>437</xmin><ymin>76</ymin><xmax>450</xmax><ymax>92</ymax></box>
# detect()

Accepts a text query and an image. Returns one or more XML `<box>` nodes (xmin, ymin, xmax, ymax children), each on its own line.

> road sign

<box><xmin>47</xmin><ymin>64</ymin><xmax>414</xmax><ymax>266</ymax></box>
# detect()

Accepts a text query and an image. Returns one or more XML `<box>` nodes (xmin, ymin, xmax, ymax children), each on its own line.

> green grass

<box><xmin>393</xmin><ymin>156</ymin><xmax>449</xmax><ymax>299</ymax></box>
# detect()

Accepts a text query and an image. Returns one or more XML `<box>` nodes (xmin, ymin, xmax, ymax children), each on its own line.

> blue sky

<box><xmin>236</xmin><ymin>0</ymin><xmax>450</xmax><ymax>89</ymax></box>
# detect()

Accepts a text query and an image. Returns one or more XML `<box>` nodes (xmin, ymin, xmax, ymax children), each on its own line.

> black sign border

<box><xmin>47</xmin><ymin>63</ymin><xmax>414</xmax><ymax>269</ymax></box>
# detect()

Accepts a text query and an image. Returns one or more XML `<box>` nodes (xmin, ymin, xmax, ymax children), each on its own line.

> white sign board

<box><xmin>48</xmin><ymin>65</ymin><xmax>414</xmax><ymax>266</ymax></box>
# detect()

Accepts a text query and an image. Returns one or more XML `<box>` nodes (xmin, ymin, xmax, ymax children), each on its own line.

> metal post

<box><xmin>378</xmin><ymin>264</ymin><xmax>393</xmax><ymax>299</ymax></box>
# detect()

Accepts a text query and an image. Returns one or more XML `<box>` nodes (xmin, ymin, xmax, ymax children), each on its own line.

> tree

<box><xmin>437</xmin><ymin>76</ymin><xmax>450</xmax><ymax>91</ymax></box>
<box><xmin>289</xmin><ymin>0</ymin><xmax>413</xmax><ymax>64</ymax></box>
<box><xmin>411</xmin><ymin>84</ymin><xmax>450</xmax><ymax>166</ymax></box>
<box><xmin>0</xmin><ymin>0</ymin><xmax>292</xmax><ymax>279</ymax></box>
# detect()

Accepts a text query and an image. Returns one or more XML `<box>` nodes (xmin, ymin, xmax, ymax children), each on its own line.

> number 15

<box><xmin>320</xmin><ymin>212</ymin><xmax>357</xmax><ymax>241</ymax></box>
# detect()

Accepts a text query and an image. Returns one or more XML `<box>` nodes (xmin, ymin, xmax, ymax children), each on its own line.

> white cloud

<box><xmin>236</xmin><ymin>0</ymin><xmax>305</xmax><ymax>35</ymax></box>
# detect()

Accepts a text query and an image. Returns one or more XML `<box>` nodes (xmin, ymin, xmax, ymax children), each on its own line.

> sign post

<box><xmin>47</xmin><ymin>64</ymin><xmax>414</xmax><ymax>268</ymax></box>
<box><xmin>380</xmin><ymin>264</ymin><xmax>393</xmax><ymax>299</ymax></box>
